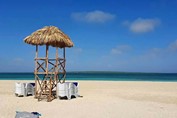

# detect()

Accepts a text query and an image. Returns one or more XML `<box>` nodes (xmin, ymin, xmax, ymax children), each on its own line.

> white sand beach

<box><xmin>0</xmin><ymin>80</ymin><xmax>177</xmax><ymax>118</ymax></box>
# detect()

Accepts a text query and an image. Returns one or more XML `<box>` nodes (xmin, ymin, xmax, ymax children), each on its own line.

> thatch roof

<box><xmin>24</xmin><ymin>26</ymin><xmax>74</xmax><ymax>48</ymax></box>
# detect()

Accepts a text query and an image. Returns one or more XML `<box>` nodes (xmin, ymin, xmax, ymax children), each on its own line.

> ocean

<box><xmin>0</xmin><ymin>72</ymin><xmax>177</xmax><ymax>82</ymax></box>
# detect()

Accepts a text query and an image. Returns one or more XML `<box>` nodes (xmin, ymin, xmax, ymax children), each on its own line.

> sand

<box><xmin>0</xmin><ymin>80</ymin><xmax>177</xmax><ymax>118</ymax></box>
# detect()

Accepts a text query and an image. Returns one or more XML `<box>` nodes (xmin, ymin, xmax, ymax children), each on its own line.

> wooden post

<box><xmin>49</xmin><ymin>77</ymin><xmax>52</xmax><ymax>102</ymax></box>
<box><xmin>35</xmin><ymin>45</ymin><xmax>38</xmax><ymax>98</ymax></box>
<box><xmin>55</xmin><ymin>47</ymin><xmax>58</xmax><ymax>97</ymax></box>
<box><xmin>63</xmin><ymin>48</ymin><xmax>66</xmax><ymax>83</ymax></box>
<box><xmin>46</xmin><ymin>45</ymin><xmax>49</xmax><ymax>74</ymax></box>
<box><xmin>45</xmin><ymin>45</ymin><xmax>50</xmax><ymax>100</ymax></box>
<box><xmin>56</xmin><ymin>47</ymin><xmax>58</xmax><ymax>81</ymax></box>
<box><xmin>63</xmin><ymin>48</ymin><xmax>65</xmax><ymax>60</ymax></box>
<box><xmin>63</xmin><ymin>48</ymin><xmax>66</xmax><ymax>68</ymax></box>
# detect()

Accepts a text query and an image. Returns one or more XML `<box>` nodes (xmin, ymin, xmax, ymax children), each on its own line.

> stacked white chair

<box><xmin>57</xmin><ymin>82</ymin><xmax>70</xmax><ymax>99</ymax></box>
<box><xmin>26</xmin><ymin>83</ymin><xmax>35</xmax><ymax>96</ymax></box>
<box><xmin>57</xmin><ymin>82</ymin><xmax>79</xmax><ymax>100</ymax></box>
<box><xmin>15</xmin><ymin>82</ymin><xmax>35</xmax><ymax>97</ymax></box>
<box><xmin>72</xmin><ymin>82</ymin><xmax>79</xmax><ymax>97</ymax></box>
<box><xmin>15</xmin><ymin>82</ymin><xmax>26</xmax><ymax>97</ymax></box>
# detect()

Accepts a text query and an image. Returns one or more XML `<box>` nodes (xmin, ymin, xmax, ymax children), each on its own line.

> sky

<box><xmin>0</xmin><ymin>0</ymin><xmax>177</xmax><ymax>73</ymax></box>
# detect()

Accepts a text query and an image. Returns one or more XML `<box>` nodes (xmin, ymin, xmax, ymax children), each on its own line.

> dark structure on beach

<box><xmin>24</xmin><ymin>26</ymin><xmax>74</xmax><ymax>102</ymax></box>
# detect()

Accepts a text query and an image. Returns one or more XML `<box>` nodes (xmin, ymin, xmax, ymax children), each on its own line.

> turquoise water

<box><xmin>0</xmin><ymin>72</ymin><xmax>177</xmax><ymax>82</ymax></box>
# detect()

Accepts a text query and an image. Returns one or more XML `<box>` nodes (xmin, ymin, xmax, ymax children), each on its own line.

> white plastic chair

<box><xmin>15</xmin><ymin>82</ymin><xmax>26</xmax><ymax>97</ymax></box>
<box><xmin>57</xmin><ymin>82</ymin><xmax>79</xmax><ymax>100</ymax></box>
<box><xmin>25</xmin><ymin>83</ymin><xmax>35</xmax><ymax>96</ymax></box>
<box><xmin>15</xmin><ymin>82</ymin><xmax>35</xmax><ymax>97</ymax></box>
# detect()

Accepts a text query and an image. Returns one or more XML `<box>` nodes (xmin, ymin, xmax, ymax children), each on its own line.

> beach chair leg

<box><xmin>15</xmin><ymin>93</ymin><xmax>18</xmax><ymax>97</ymax></box>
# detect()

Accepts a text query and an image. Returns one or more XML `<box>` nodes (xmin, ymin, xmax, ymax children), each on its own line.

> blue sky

<box><xmin>0</xmin><ymin>0</ymin><xmax>177</xmax><ymax>73</ymax></box>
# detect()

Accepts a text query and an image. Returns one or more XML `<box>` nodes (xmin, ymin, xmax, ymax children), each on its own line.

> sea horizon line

<box><xmin>0</xmin><ymin>71</ymin><xmax>177</xmax><ymax>74</ymax></box>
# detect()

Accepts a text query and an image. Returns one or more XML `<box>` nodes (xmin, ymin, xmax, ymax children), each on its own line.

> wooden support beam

<box><xmin>37</xmin><ymin>62</ymin><xmax>45</xmax><ymax>71</ymax></box>
<box><xmin>35</xmin><ymin>45</ymin><xmax>38</xmax><ymax>98</ymax></box>
<box><xmin>63</xmin><ymin>48</ymin><xmax>65</xmax><ymax>63</ymax></box>
<box><xmin>63</xmin><ymin>47</ymin><xmax>66</xmax><ymax>69</ymax></box>
<box><xmin>55</xmin><ymin>47</ymin><xmax>59</xmax><ymax>92</ymax></box>
<box><xmin>34</xmin><ymin>45</ymin><xmax>68</xmax><ymax>101</ymax></box>
<box><xmin>46</xmin><ymin>45</ymin><xmax>49</xmax><ymax>74</ymax></box>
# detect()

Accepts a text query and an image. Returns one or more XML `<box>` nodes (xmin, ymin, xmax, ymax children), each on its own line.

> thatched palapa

<box><xmin>24</xmin><ymin>26</ymin><xmax>74</xmax><ymax>48</ymax></box>
<box><xmin>23</xmin><ymin>26</ymin><xmax>74</xmax><ymax>102</ymax></box>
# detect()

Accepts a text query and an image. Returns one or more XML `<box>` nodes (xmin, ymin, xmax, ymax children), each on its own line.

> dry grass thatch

<box><xmin>24</xmin><ymin>26</ymin><xmax>74</xmax><ymax>48</ymax></box>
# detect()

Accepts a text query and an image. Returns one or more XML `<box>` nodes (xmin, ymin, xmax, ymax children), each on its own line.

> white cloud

<box><xmin>140</xmin><ymin>40</ymin><xmax>177</xmax><ymax>60</ymax></box>
<box><xmin>71</xmin><ymin>10</ymin><xmax>115</xmax><ymax>23</ymax></box>
<box><xmin>66</xmin><ymin>47</ymin><xmax>82</xmax><ymax>64</ymax></box>
<box><xmin>168</xmin><ymin>39</ymin><xmax>177</xmax><ymax>51</ymax></box>
<box><xmin>12</xmin><ymin>57</ymin><xmax>24</xmax><ymax>65</ymax></box>
<box><xmin>111</xmin><ymin>45</ymin><xmax>132</xmax><ymax>55</ymax></box>
<box><xmin>124</xmin><ymin>18</ymin><xmax>160</xmax><ymax>33</ymax></box>
<box><xmin>73</xmin><ymin>47</ymin><xmax>83</xmax><ymax>53</ymax></box>
<box><xmin>140</xmin><ymin>48</ymin><xmax>163</xmax><ymax>60</ymax></box>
